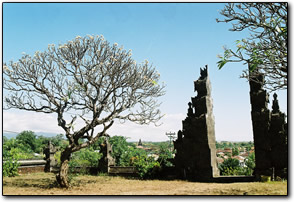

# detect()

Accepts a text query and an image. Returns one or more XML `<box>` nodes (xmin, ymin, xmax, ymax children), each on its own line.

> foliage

<box><xmin>3</xmin><ymin>158</ymin><xmax>19</xmax><ymax>177</ymax></box>
<box><xmin>3</xmin><ymin>34</ymin><xmax>165</xmax><ymax>187</ymax></box>
<box><xmin>218</xmin><ymin>158</ymin><xmax>241</xmax><ymax>176</ymax></box>
<box><xmin>216</xmin><ymin>3</ymin><xmax>287</xmax><ymax>92</ymax></box>
<box><xmin>16</xmin><ymin>131</ymin><xmax>38</xmax><ymax>153</ymax></box>
<box><xmin>119</xmin><ymin>146</ymin><xmax>147</xmax><ymax>166</ymax></box>
<box><xmin>243</xmin><ymin>153</ymin><xmax>255</xmax><ymax>176</ymax></box>
<box><xmin>3</xmin><ymin>132</ymin><xmax>69</xmax><ymax>162</ymax></box>
<box><xmin>157</xmin><ymin>143</ymin><xmax>174</xmax><ymax>167</ymax></box>
<box><xmin>232</xmin><ymin>147</ymin><xmax>239</xmax><ymax>156</ymax></box>
<box><xmin>218</xmin><ymin>153</ymin><xmax>255</xmax><ymax>176</ymax></box>
<box><xmin>54</xmin><ymin>151</ymin><xmax>62</xmax><ymax>167</ymax></box>
<box><xmin>108</xmin><ymin>136</ymin><xmax>129</xmax><ymax>166</ymax></box>
<box><xmin>130</xmin><ymin>155</ymin><xmax>160</xmax><ymax>179</ymax></box>
<box><xmin>216</xmin><ymin>141</ymin><xmax>254</xmax><ymax>150</ymax></box>
<box><xmin>50</xmin><ymin>134</ymin><xmax>66</xmax><ymax>148</ymax></box>
<box><xmin>69</xmin><ymin>147</ymin><xmax>102</xmax><ymax>174</ymax></box>
<box><xmin>3</xmin><ymin>149</ymin><xmax>20</xmax><ymax>177</ymax></box>
<box><xmin>3</xmin><ymin>137</ymin><xmax>35</xmax><ymax>160</ymax></box>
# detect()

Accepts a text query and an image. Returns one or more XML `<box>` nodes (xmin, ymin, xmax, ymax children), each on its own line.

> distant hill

<box><xmin>3</xmin><ymin>131</ymin><xmax>61</xmax><ymax>139</ymax></box>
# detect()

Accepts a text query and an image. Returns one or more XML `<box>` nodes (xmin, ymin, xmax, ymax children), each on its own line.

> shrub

<box><xmin>157</xmin><ymin>143</ymin><xmax>174</xmax><ymax>168</ymax></box>
<box><xmin>131</xmin><ymin>155</ymin><xmax>160</xmax><ymax>179</ymax></box>
<box><xmin>119</xmin><ymin>146</ymin><xmax>147</xmax><ymax>166</ymax></box>
<box><xmin>3</xmin><ymin>151</ymin><xmax>20</xmax><ymax>177</ymax></box>
<box><xmin>218</xmin><ymin>158</ymin><xmax>241</xmax><ymax>176</ymax></box>
<box><xmin>3</xmin><ymin>158</ymin><xmax>19</xmax><ymax>177</ymax></box>
<box><xmin>108</xmin><ymin>136</ymin><xmax>129</xmax><ymax>166</ymax></box>
<box><xmin>69</xmin><ymin>147</ymin><xmax>102</xmax><ymax>174</ymax></box>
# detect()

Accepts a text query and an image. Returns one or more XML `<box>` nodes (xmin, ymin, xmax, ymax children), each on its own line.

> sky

<box><xmin>2</xmin><ymin>2</ymin><xmax>288</xmax><ymax>142</ymax></box>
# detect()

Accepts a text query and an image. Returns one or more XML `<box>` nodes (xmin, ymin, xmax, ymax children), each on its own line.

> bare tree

<box><xmin>216</xmin><ymin>3</ymin><xmax>287</xmax><ymax>92</ymax></box>
<box><xmin>3</xmin><ymin>35</ymin><xmax>165</xmax><ymax>188</ymax></box>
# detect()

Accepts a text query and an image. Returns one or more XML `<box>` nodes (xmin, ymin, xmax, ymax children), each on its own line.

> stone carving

<box><xmin>174</xmin><ymin>65</ymin><xmax>219</xmax><ymax>181</ymax></box>
<box><xmin>98</xmin><ymin>138</ymin><xmax>116</xmax><ymax>173</ymax></box>
<box><xmin>43</xmin><ymin>141</ymin><xmax>57</xmax><ymax>172</ymax></box>
<box><xmin>249</xmin><ymin>69</ymin><xmax>287</xmax><ymax>179</ymax></box>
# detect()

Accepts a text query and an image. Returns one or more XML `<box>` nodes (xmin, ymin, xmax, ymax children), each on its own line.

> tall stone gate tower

<box><xmin>249</xmin><ymin>69</ymin><xmax>288</xmax><ymax>179</ymax></box>
<box><xmin>174</xmin><ymin>65</ymin><xmax>219</xmax><ymax>181</ymax></box>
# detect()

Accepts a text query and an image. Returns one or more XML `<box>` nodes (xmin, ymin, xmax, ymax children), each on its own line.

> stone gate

<box><xmin>174</xmin><ymin>65</ymin><xmax>287</xmax><ymax>181</ymax></box>
<box><xmin>174</xmin><ymin>65</ymin><xmax>219</xmax><ymax>181</ymax></box>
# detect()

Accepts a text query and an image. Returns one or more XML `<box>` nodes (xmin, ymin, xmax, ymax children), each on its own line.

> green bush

<box><xmin>3</xmin><ymin>158</ymin><xmax>19</xmax><ymax>177</ymax></box>
<box><xmin>119</xmin><ymin>146</ymin><xmax>147</xmax><ymax>166</ymax></box>
<box><xmin>3</xmin><ymin>151</ymin><xmax>20</xmax><ymax>177</ymax></box>
<box><xmin>69</xmin><ymin>147</ymin><xmax>102</xmax><ymax>174</ymax></box>
<box><xmin>218</xmin><ymin>158</ymin><xmax>241</xmax><ymax>176</ymax></box>
<box><xmin>131</xmin><ymin>155</ymin><xmax>160</xmax><ymax>179</ymax></box>
<box><xmin>108</xmin><ymin>136</ymin><xmax>129</xmax><ymax>166</ymax></box>
<box><xmin>218</xmin><ymin>155</ymin><xmax>255</xmax><ymax>176</ymax></box>
<box><xmin>16</xmin><ymin>131</ymin><xmax>38</xmax><ymax>153</ymax></box>
<box><xmin>157</xmin><ymin>143</ymin><xmax>174</xmax><ymax>168</ymax></box>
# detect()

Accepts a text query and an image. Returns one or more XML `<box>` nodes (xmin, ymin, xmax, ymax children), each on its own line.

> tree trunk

<box><xmin>56</xmin><ymin>147</ymin><xmax>72</xmax><ymax>188</ymax></box>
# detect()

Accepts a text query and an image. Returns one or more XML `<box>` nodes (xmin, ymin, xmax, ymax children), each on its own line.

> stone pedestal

<box><xmin>174</xmin><ymin>65</ymin><xmax>219</xmax><ymax>181</ymax></box>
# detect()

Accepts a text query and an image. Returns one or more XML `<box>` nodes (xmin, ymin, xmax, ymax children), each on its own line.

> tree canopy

<box><xmin>216</xmin><ymin>3</ymin><xmax>287</xmax><ymax>92</ymax></box>
<box><xmin>4</xmin><ymin>34</ymin><xmax>165</xmax><ymax>187</ymax></box>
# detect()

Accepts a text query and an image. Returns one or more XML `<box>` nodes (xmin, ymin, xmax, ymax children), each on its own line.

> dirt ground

<box><xmin>2</xmin><ymin>172</ymin><xmax>287</xmax><ymax>195</ymax></box>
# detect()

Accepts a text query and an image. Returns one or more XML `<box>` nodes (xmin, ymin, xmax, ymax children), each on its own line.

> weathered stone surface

<box><xmin>43</xmin><ymin>141</ymin><xmax>57</xmax><ymax>172</ymax></box>
<box><xmin>249</xmin><ymin>71</ymin><xmax>272</xmax><ymax>177</ymax></box>
<box><xmin>174</xmin><ymin>65</ymin><xmax>219</xmax><ymax>181</ymax></box>
<box><xmin>269</xmin><ymin>93</ymin><xmax>288</xmax><ymax>179</ymax></box>
<box><xmin>249</xmin><ymin>69</ymin><xmax>287</xmax><ymax>179</ymax></box>
<box><xmin>98</xmin><ymin>138</ymin><xmax>116</xmax><ymax>173</ymax></box>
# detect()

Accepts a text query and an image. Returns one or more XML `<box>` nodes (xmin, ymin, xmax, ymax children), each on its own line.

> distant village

<box><xmin>134</xmin><ymin>139</ymin><xmax>255</xmax><ymax>167</ymax></box>
<box><xmin>216</xmin><ymin>146</ymin><xmax>255</xmax><ymax>167</ymax></box>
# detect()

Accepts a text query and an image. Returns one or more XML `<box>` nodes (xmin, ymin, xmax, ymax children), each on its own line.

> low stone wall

<box><xmin>14</xmin><ymin>159</ymin><xmax>138</xmax><ymax>177</ymax></box>
<box><xmin>108</xmin><ymin>166</ymin><xmax>137</xmax><ymax>176</ymax></box>
<box><xmin>16</xmin><ymin>159</ymin><xmax>46</xmax><ymax>174</ymax></box>
<box><xmin>18</xmin><ymin>165</ymin><xmax>45</xmax><ymax>174</ymax></box>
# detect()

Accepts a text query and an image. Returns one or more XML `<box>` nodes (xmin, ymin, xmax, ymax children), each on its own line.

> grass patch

<box><xmin>3</xmin><ymin>172</ymin><xmax>287</xmax><ymax>195</ymax></box>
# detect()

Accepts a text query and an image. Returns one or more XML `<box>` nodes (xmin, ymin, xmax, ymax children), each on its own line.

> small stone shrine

<box><xmin>43</xmin><ymin>141</ymin><xmax>57</xmax><ymax>172</ymax></box>
<box><xmin>138</xmin><ymin>139</ymin><xmax>143</xmax><ymax>146</ymax></box>
<box><xmin>174</xmin><ymin>65</ymin><xmax>219</xmax><ymax>181</ymax></box>
<box><xmin>98</xmin><ymin>138</ymin><xmax>116</xmax><ymax>173</ymax></box>
<box><xmin>249</xmin><ymin>69</ymin><xmax>287</xmax><ymax>179</ymax></box>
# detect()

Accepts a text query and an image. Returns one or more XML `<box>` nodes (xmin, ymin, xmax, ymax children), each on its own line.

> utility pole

<box><xmin>166</xmin><ymin>132</ymin><xmax>176</xmax><ymax>152</ymax></box>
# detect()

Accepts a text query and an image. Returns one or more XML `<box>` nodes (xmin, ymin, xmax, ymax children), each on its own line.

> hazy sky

<box><xmin>2</xmin><ymin>2</ymin><xmax>287</xmax><ymax>142</ymax></box>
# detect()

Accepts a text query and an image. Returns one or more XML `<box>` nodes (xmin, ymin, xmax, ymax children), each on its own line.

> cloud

<box><xmin>3</xmin><ymin>110</ymin><xmax>63</xmax><ymax>134</ymax></box>
<box><xmin>108</xmin><ymin>113</ymin><xmax>186</xmax><ymax>142</ymax></box>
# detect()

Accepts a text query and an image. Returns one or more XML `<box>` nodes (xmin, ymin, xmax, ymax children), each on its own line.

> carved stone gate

<box><xmin>174</xmin><ymin>65</ymin><xmax>219</xmax><ymax>181</ymax></box>
<box><xmin>173</xmin><ymin>65</ymin><xmax>287</xmax><ymax>181</ymax></box>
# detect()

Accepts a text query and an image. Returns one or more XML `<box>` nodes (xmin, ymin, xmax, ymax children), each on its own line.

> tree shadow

<box><xmin>3</xmin><ymin>177</ymin><xmax>59</xmax><ymax>189</ymax></box>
